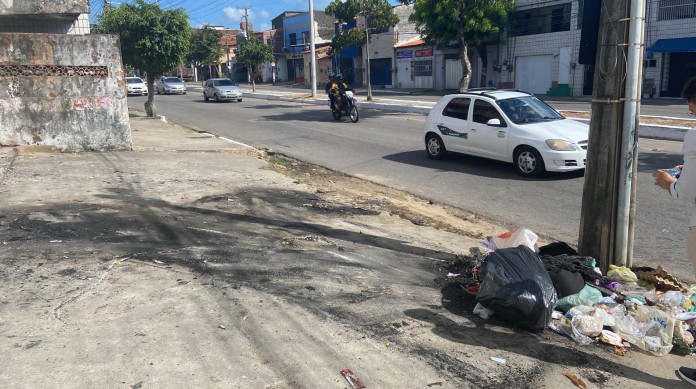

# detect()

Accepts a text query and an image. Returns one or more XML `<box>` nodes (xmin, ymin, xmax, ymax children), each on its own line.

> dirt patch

<box><xmin>263</xmin><ymin>152</ymin><xmax>514</xmax><ymax>243</ymax></box>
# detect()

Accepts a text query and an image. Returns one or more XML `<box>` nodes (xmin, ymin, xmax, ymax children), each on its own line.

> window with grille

<box><xmin>509</xmin><ymin>3</ymin><xmax>571</xmax><ymax>37</ymax></box>
<box><xmin>413</xmin><ymin>60</ymin><xmax>432</xmax><ymax>77</ymax></box>
<box><xmin>658</xmin><ymin>0</ymin><xmax>696</xmax><ymax>20</ymax></box>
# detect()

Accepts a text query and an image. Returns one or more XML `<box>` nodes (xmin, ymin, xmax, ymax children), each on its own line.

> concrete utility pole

<box><xmin>578</xmin><ymin>0</ymin><xmax>646</xmax><ymax>272</ymax></box>
<box><xmin>364</xmin><ymin>11</ymin><xmax>372</xmax><ymax>101</ymax></box>
<box><xmin>309</xmin><ymin>0</ymin><xmax>317</xmax><ymax>97</ymax></box>
<box><xmin>243</xmin><ymin>6</ymin><xmax>251</xmax><ymax>83</ymax></box>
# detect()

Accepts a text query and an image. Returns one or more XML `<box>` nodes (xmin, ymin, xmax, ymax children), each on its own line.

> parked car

<box><xmin>424</xmin><ymin>89</ymin><xmax>589</xmax><ymax>177</ymax></box>
<box><xmin>203</xmin><ymin>78</ymin><xmax>243</xmax><ymax>103</ymax></box>
<box><xmin>125</xmin><ymin>76</ymin><xmax>148</xmax><ymax>96</ymax></box>
<box><xmin>156</xmin><ymin>76</ymin><xmax>186</xmax><ymax>95</ymax></box>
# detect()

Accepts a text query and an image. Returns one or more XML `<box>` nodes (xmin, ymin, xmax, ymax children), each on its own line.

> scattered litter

<box><xmin>677</xmin><ymin>312</ymin><xmax>696</xmax><ymax>321</ymax></box>
<box><xmin>340</xmin><ymin>368</ymin><xmax>366</xmax><ymax>389</ymax></box>
<box><xmin>153</xmin><ymin>260</ymin><xmax>164</xmax><ymax>264</ymax></box>
<box><xmin>439</xmin><ymin>227</ymin><xmax>696</xmax><ymax>358</ymax></box>
<box><xmin>599</xmin><ymin>330</ymin><xmax>623</xmax><ymax>347</ymax></box>
<box><xmin>473</xmin><ymin>303</ymin><xmax>493</xmax><ymax>319</ymax></box>
<box><xmin>49</xmin><ymin>240</ymin><xmax>62</xmax><ymax>243</ymax></box>
<box><xmin>426</xmin><ymin>382</ymin><xmax>443</xmax><ymax>387</ymax></box>
<box><xmin>490</xmin><ymin>357</ymin><xmax>506</xmax><ymax>364</ymax></box>
<box><xmin>563</xmin><ymin>371</ymin><xmax>587</xmax><ymax>389</ymax></box>
<box><xmin>105</xmin><ymin>275</ymin><xmax>120</xmax><ymax>284</ymax></box>
<box><xmin>218</xmin><ymin>325</ymin><xmax>226</xmax><ymax>330</ymax></box>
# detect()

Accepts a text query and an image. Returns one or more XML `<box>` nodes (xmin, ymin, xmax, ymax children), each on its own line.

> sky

<box><xmin>88</xmin><ymin>0</ymin><xmax>394</xmax><ymax>32</ymax></box>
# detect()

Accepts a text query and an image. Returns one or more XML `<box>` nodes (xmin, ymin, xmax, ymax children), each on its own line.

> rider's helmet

<box><xmin>336</xmin><ymin>73</ymin><xmax>343</xmax><ymax>80</ymax></box>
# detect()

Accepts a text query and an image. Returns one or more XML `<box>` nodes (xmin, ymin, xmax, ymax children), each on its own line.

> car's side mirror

<box><xmin>487</xmin><ymin>118</ymin><xmax>503</xmax><ymax>127</ymax></box>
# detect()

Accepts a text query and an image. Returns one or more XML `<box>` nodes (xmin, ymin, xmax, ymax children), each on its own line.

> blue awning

<box><xmin>647</xmin><ymin>37</ymin><xmax>696</xmax><ymax>53</ymax></box>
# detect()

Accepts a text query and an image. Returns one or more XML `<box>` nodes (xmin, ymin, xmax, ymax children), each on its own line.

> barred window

<box><xmin>509</xmin><ymin>3</ymin><xmax>571</xmax><ymax>37</ymax></box>
<box><xmin>413</xmin><ymin>60</ymin><xmax>432</xmax><ymax>77</ymax></box>
<box><xmin>658</xmin><ymin>0</ymin><xmax>696</xmax><ymax>20</ymax></box>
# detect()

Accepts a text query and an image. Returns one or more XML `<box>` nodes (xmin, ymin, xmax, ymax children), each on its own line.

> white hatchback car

<box><xmin>424</xmin><ymin>89</ymin><xmax>589</xmax><ymax>177</ymax></box>
<box><xmin>125</xmin><ymin>76</ymin><xmax>148</xmax><ymax>96</ymax></box>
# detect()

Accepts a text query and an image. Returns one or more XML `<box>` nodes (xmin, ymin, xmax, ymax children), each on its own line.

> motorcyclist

<box><xmin>325</xmin><ymin>73</ymin><xmax>336</xmax><ymax>110</ymax></box>
<box><xmin>330</xmin><ymin>74</ymin><xmax>350</xmax><ymax>113</ymax></box>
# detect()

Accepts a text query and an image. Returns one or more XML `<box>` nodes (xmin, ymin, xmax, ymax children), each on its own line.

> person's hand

<box><xmin>653</xmin><ymin>169</ymin><xmax>677</xmax><ymax>191</ymax></box>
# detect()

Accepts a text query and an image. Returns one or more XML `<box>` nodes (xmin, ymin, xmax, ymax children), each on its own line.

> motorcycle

<box><xmin>330</xmin><ymin>90</ymin><xmax>360</xmax><ymax>123</ymax></box>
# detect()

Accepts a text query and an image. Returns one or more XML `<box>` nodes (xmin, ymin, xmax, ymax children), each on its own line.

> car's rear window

<box><xmin>165</xmin><ymin>77</ymin><xmax>181</xmax><ymax>83</ymax></box>
<box><xmin>442</xmin><ymin>98</ymin><xmax>471</xmax><ymax>120</ymax></box>
<box><xmin>126</xmin><ymin>78</ymin><xmax>143</xmax><ymax>84</ymax></box>
<box><xmin>213</xmin><ymin>79</ymin><xmax>235</xmax><ymax>86</ymax></box>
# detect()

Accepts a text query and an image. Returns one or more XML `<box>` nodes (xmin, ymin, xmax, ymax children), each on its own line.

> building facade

<box><xmin>281</xmin><ymin>11</ymin><xmax>335</xmax><ymax>84</ymax></box>
<box><xmin>259</xmin><ymin>0</ymin><xmax>695</xmax><ymax>96</ymax></box>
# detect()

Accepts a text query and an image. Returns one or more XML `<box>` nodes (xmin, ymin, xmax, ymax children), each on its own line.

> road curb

<box><xmin>570</xmin><ymin>118</ymin><xmax>689</xmax><ymax>141</ymax></box>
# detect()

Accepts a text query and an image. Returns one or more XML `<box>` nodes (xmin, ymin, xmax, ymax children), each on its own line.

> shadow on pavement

<box><xmin>638</xmin><ymin>149</ymin><xmax>683</xmax><ymax>173</ymax></box>
<box><xmin>383</xmin><ymin>150</ymin><xmax>586</xmax><ymax>182</ymax></box>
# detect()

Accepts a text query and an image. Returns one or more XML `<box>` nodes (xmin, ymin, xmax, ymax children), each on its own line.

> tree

<box><xmin>187</xmin><ymin>27</ymin><xmax>225</xmax><ymax>80</ymax></box>
<box><xmin>326</xmin><ymin>0</ymin><xmax>399</xmax><ymax>87</ymax></box>
<box><xmin>235</xmin><ymin>37</ymin><xmax>274</xmax><ymax>92</ymax></box>
<box><xmin>400</xmin><ymin>0</ymin><xmax>513</xmax><ymax>91</ymax></box>
<box><xmin>97</xmin><ymin>0</ymin><xmax>191</xmax><ymax>117</ymax></box>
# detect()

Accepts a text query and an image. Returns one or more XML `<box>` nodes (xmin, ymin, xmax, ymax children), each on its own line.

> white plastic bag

<box><xmin>570</xmin><ymin>306</ymin><xmax>608</xmax><ymax>337</ymax></box>
<box><xmin>612</xmin><ymin>306</ymin><xmax>675</xmax><ymax>356</ymax></box>
<box><xmin>488</xmin><ymin>227</ymin><xmax>538</xmax><ymax>252</ymax></box>
<box><xmin>661</xmin><ymin>291</ymin><xmax>686</xmax><ymax>307</ymax></box>
<box><xmin>473</xmin><ymin>303</ymin><xmax>494</xmax><ymax>320</ymax></box>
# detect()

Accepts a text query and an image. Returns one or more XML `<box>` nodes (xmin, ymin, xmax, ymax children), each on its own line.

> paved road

<box><xmin>202</xmin><ymin>82</ymin><xmax>693</xmax><ymax>119</ymax></box>
<box><xmin>129</xmin><ymin>94</ymin><xmax>693</xmax><ymax>280</ymax></box>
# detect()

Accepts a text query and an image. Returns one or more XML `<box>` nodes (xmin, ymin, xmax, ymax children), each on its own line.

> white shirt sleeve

<box><xmin>670</xmin><ymin>128</ymin><xmax>696</xmax><ymax>201</ymax></box>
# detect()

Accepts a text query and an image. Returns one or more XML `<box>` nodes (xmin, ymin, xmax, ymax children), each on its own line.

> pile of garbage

<box><xmin>442</xmin><ymin>227</ymin><xmax>696</xmax><ymax>357</ymax></box>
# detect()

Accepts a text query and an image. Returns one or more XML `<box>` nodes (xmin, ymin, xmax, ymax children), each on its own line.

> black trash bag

<box><xmin>475</xmin><ymin>246</ymin><xmax>558</xmax><ymax>331</ymax></box>
<box><xmin>538</xmin><ymin>241</ymin><xmax>578</xmax><ymax>256</ymax></box>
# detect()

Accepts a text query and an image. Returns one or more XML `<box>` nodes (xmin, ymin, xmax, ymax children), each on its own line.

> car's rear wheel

<box><xmin>237</xmin><ymin>99</ymin><xmax>242</xmax><ymax>102</ymax></box>
<box><xmin>425</xmin><ymin>134</ymin><xmax>447</xmax><ymax>159</ymax></box>
<box><xmin>214</xmin><ymin>93</ymin><xmax>220</xmax><ymax>103</ymax></box>
<box><xmin>514</xmin><ymin>146</ymin><xmax>545</xmax><ymax>178</ymax></box>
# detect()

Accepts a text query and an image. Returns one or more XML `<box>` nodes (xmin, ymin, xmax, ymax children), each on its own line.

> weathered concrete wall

<box><xmin>0</xmin><ymin>0</ymin><xmax>89</xmax><ymax>15</ymax></box>
<box><xmin>0</xmin><ymin>33</ymin><xmax>131</xmax><ymax>151</ymax></box>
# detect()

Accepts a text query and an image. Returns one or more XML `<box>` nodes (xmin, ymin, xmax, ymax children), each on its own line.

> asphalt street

<box><xmin>217</xmin><ymin>82</ymin><xmax>692</xmax><ymax>118</ymax></box>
